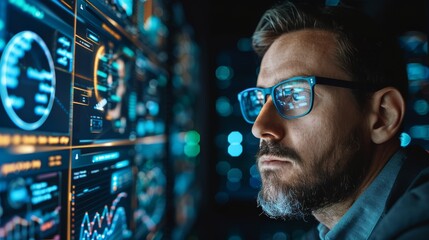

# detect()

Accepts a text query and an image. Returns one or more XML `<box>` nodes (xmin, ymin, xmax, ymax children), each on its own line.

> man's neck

<box><xmin>312</xmin><ymin>140</ymin><xmax>400</xmax><ymax>230</ymax></box>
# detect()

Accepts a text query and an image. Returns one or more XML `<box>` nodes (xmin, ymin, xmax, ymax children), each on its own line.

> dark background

<box><xmin>175</xmin><ymin>0</ymin><xmax>429</xmax><ymax>239</ymax></box>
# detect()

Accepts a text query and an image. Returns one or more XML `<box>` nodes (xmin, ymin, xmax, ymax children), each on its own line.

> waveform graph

<box><xmin>79</xmin><ymin>192</ymin><xmax>131</xmax><ymax>240</ymax></box>
<box><xmin>71</xmin><ymin>148</ymin><xmax>134</xmax><ymax>240</ymax></box>
<box><xmin>0</xmin><ymin>30</ymin><xmax>56</xmax><ymax>131</ymax></box>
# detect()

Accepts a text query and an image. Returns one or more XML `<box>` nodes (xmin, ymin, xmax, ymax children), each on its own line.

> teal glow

<box><xmin>228</xmin><ymin>144</ymin><xmax>243</xmax><ymax>157</ymax></box>
<box><xmin>88</xmin><ymin>33</ymin><xmax>99</xmax><ymax>43</ymax></box>
<box><xmin>137</xmin><ymin>121</ymin><xmax>145</xmax><ymax>136</ymax></box>
<box><xmin>325</xmin><ymin>0</ymin><xmax>340</xmax><ymax>6</ymax></box>
<box><xmin>184</xmin><ymin>131</ymin><xmax>200</xmax><ymax>157</ymax></box>
<box><xmin>410</xmin><ymin>125</ymin><xmax>429</xmax><ymax>140</ymax></box>
<box><xmin>96</xmin><ymin>84</ymin><xmax>107</xmax><ymax>92</ymax></box>
<box><xmin>227</xmin><ymin>168</ymin><xmax>242</xmax><ymax>182</ymax></box>
<box><xmin>145</xmin><ymin>120</ymin><xmax>155</xmax><ymax>132</ymax></box>
<box><xmin>158</xmin><ymin>75</ymin><xmax>167</xmax><ymax>87</ymax></box>
<box><xmin>228</xmin><ymin>131</ymin><xmax>243</xmax><ymax>144</ymax></box>
<box><xmin>146</xmin><ymin>100</ymin><xmax>159</xmax><ymax>116</ymax></box>
<box><xmin>273</xmin><ymin>232</ymin><xmax>288</xmax><ymax>240</ymax></box>
<box><xmin>184</xmin><ymin>144</ymin><xmax>200</xmax><ymax>157</ymax></box>
<box><xmin>215</xmin><ymin>66</ymin><xmax>233</xmax><ymax>81</ymax></box>
<box><xmin>226</xmin><ymin>181</ymin><xmax>240</xmax><ymax>191</ymax></box>
<box><xmin>123</xmin><ymin>46</ymin><xmax>135</xmax><ymax>58</ymax></box>
<box><xmin>185</xmin><ymin>130</ymin><xmax>200</xmax><ymax>144</ymax></box>
<box><xmin>414</xmin><ymin>99</ymin><xmax>429</xmax><ymax>115</ymax></box>
<box><xmin>111</xmin><ymin>94</ymin><xmax>121</xmax><ymax>102</ymax></box>
<box><xmin>92</xmin><ymin>152</ymin><xmax>120</xmax><ymax>163</ymax></box>
<box><xmin>115</xmin><ymin>160</ymin><xmax>130</xmax><ymax>168</ymax></box>
<box><xmin>9</xmin><ymin>0</ymin><xmax>45</xmax><ymax>20</ymax></box>
<box><xmin>407</xmin><ymin>63</ymin><xmax>428</xmax><ymax>80</ymax></box>
<box><xmin>249</xmin><ymin>177</ymin><xmax>261</xmax><ymax>189</ymax></box>
<box><xmin>128</xmin><ymin>92</ymin><xmax>137</xmax><ymax>121</ymax></box>
<box><xmin>228</xmin><ymin>235</ymin><xmax>242</xmax><ymax>240</ymax></box>
<box><xmin>112</xmin><ymin>61</ymin><xmax>119</xmax><ymax>70</ymax></box>
<box><xmin>237</xmin><ymin>38</ymin><xmax>252</xmax><ymax>52</ymax></box>
<box><xmin>216</xmin><ymin>161</ymin><xmax>231</xmax><ymax>175</ymax></box>
<box><xmin>97</xmin><ymin>70</ymin><xmax>108</xmax><ymax>78</ymax></box>
<box><xmin>114</xmin><ymin>120</ymin><xmax>122</xmax><ymax>127</ymax></box>
<box><xmin>216</xmin><ymin>97</ymin><xmax>233</xmax><ymax>117</ymax></box>
<box><xmin>249</xmin><ymin>164</ymin><xmax>259</xmax><ymax>178</ymax></box>
<box><xmin>400</xmin><ymin>132</ymin><xmax>411</xmax><ymax>147</ymax></box>
<box><xmin>0</xmin><ymin>20</ymin><xmax>4</xmax><ymax>30</ymax></box>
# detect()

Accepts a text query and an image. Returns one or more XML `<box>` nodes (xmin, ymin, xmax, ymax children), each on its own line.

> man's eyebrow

<box><xmin>257</xmin><ymin>74</ymin><xmax>313</xmax><ymax>88</ymax></box>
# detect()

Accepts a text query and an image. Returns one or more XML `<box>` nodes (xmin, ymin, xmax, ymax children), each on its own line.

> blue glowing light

<box><xmin>216</xmin><ymin>97</ymin><xmax>233</xmax><ymax>117</ymax></box>
<box><xmin>237</xmin><ymin>38</ymin><xmax>252</xmax><ymax>52</ymax></box>
<box><xmin>228</xmin><ymin>234</ymin><xmax>243</xmax><ymax>240</ymax></box>
<box><xmin>147</xmin><ymin>100</ymin><xmax>160</xmax><ymax>116</ymax></box>
<box><xmin>184</xmin><ymin>144</ymin><xmax>200</xmax><ymax>157</ymax></box>
<box><xmin>185</xmin><ymin>130</ymin><xmax>200</xmax><ymax>143</ymax></box>
<box><xmin>128</xmin><ymin>92</ymin><xmax>137</xmax><ymax>121</ymax></box>
<box><xmin>0</xmin><ymin>31</ymin><xmax>55</xmax><ymax>131</ymax></box>
<box><xmin>249</xmin><ymin>177</ymin><xmax>261</xmax><ymax>189</ymax></box>
<box><xmin>410</xmin><ymin>125</ymin><xmax>429</xmax><ymax>140</ymax></box>
<box><xmin>227</xmin><ymin>168</ymin><xmax>242</xmax><ymax>183</ymax></box>
<box><xmin>226</xmin><ymin>181</ymin><xmax>241</xmax><ymax>191</ymax></box>
<box><xmin>215</xmin><ymin>65</ymin><xmax>233</xmax><ymax>81</ymax></box>
<box><xmin>92</xmin><ymin>152</ymin><xmax>120</xmax><ymax>163</ymax></box>
<box><xmin>273</xmin><ymin>232</ymin><xmax>288</xmax><ymax>240</ymax></box>
<box><xmin>249</xmin><ymin>164</ymin><xmax>259</xmax><ymax>178</ymax></box>
<box><xmin>414</xmin><ymin>99</ymin><xmax>429</xmax><ymax>115</ymax></box>
<box><xmin>325</xmin><ymin>0</ymin><xmax>340</xmax><ymax>6</ymax></box>
<box><xmin>407</xmin><ymin>63</ymin><xmax>428</xmax><ymax>80</ymax></box>
<box><xmin>228</xmin><ymin>131</ymin><xmax>243</xmax><ymax>144</ymax></box>
<box><xmin>228</xmin><ymin>144</ymin><xmax>243</xmax><ymax>157</ymax></box>
<box><xmin>400</xmin><ymin>132</ymin><xmax>411</xmax><ymax>147</ymax></box>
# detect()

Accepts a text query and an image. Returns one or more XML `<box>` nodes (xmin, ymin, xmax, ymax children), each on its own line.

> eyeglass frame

<box><xmin>237</xmin><ymin>76</ymin><xmax>377</xmax><ymax>124</ymax></box>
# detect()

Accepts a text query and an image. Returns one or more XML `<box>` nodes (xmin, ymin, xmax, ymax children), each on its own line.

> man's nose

<box><xmin>251</xmin><ymin>97</ymin><xmax>285</xmax><ymax>141</ymax></box>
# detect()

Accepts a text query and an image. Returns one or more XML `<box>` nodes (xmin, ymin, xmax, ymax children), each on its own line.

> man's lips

<box><xmin>258</xmin><ymin>155</ymin><xmax>294</xmax><ymax>167</ymax></box>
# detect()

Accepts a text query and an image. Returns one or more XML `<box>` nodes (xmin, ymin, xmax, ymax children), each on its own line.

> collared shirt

<box><xmin>317</xmin><ymin>148</ymin><xmax>406</xmax><ymax>240</ymax></box>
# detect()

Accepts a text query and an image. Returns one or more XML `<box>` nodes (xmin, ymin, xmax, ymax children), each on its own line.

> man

<box><xmin>237</xmin><ymin>1</ymin><xmax>429</xmax><ymax>239</ymax></box>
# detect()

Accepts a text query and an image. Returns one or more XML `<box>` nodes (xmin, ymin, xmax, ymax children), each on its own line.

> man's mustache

<box><xmin>256</xmin><ymin>141</ymin><xmax>302</xmax><ymax>164</ymax></box>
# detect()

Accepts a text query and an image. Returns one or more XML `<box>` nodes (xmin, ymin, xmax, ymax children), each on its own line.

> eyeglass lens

<box><xmin>240</xmin><ymin>79</ymin><xmax>312</xmax><ymax>123</ymax></box>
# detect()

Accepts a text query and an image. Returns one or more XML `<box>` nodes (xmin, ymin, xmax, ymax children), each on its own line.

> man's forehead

<box><xmin>257</xmin><ymin>30</ymin><xmax>347</xmax><ymax>87</ymax></box>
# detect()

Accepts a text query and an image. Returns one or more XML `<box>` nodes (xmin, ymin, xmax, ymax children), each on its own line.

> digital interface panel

<box><xmin>0</xmin><ymin>0</ymin><xmax>175</xmax><ymax>239</ymax></box>
<box><xmin>0</xmin><ymin>0</ymin><xmax>74</xmax><ymax>147</ymax></box>
<box><xmin>70</xmin><ymin>147</ymin><xmax>134</xmax><ymax>240</ymax></box>
<box><xmin>0</xmin><ymin>149</ymin><xmax>69</xmax><ymax>239</ymax></box>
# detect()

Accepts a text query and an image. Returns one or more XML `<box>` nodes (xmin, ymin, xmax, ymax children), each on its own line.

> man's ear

<box><xmin>367</xmin><ymin>87</ymin><xmax>405</xmax><ymax>144</ymax></box>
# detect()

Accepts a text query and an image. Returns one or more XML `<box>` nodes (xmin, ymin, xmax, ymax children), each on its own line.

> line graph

<box><xmin>79</xmin><ymin>192</ymin><xmax>131</xmax><ymax>240</ymax></box>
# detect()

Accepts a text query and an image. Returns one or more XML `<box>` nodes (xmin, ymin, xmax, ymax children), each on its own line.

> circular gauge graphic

<box><xmin>0</xmin><ymin>31</ymin><xmax>56</xmax><ymax>131</ymax></box>
<box><xmin>94</xmin><ymin>45</ymin><xmax>130</xmax><ymax>133</ymax></box>
<box><xmin>94</xmin><ymin>46</ymin><xmax>127</xmax><ymax>119</ymax></box>
<box><xmin>135</xmin><ymin>166</ymin><xmax>166</xmax><ymax>234</ymax></box>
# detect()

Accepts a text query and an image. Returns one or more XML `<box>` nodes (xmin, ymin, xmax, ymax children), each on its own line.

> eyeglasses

<box><xmin>237</xmin><ymin>76</ymin><xmax>375</xmax><ymax>124</ymax></box>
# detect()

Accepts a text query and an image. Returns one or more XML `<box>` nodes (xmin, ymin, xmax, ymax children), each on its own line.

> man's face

<box><xmin>253</xmin><ymin>30</ymin><xmax>372</xmax><ymax>218</ymax></box>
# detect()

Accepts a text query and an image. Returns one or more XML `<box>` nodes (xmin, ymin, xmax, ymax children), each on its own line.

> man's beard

<box><xmin>256</xmin><ymin>128</ymin><xmax>370</xmax><ymax>220</ymax></box>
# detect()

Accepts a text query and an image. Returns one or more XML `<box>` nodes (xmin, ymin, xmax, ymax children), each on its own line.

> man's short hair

<box><xmin>252</xmin><ymin>1</ymin><xmax>408</xmax><ymax>104</ymax></box>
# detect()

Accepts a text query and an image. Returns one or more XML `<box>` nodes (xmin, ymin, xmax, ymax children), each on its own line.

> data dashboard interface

<box><xmin>0</xmin><ymin>0</ymin><xmax>175</xmax><ymax>239</ymax></box>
